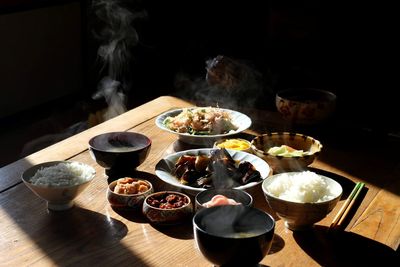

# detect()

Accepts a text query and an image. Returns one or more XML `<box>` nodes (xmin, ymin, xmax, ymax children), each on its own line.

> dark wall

<box><xmin>87</xmin><ymin>1</ymin><xmax>397</xmax><ymax>131</ymax></box>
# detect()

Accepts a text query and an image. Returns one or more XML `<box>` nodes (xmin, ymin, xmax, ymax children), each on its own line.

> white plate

<box><xmin>155</xmin><ymin>107</ymin><xmax>252</xmax><ymax>145</ymax></box>
<box><xmin>155</xmin><ymin>148</ymin><xmax>271</xmax><ymax>195</ymax></box>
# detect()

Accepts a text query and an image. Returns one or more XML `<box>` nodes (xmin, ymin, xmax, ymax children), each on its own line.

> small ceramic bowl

<box><xmin>275</xmin><ymin>88</ymin><xmax>337</xmax><ymax>125</ymax></box>
<box><xmin>107</xmin><ymin>178</ymin><xmax>153</xmax><ymax>210</ymax></box>
<box><xmin>251</xmin><ymin>132</ymin><xmax>322</xmax><ymax>172</ymax></box>
<box><xmin>193</xmin><ymin>205</ymin><xmax>275</xmax><ymax>266</ymax></box>
<box><xmin>88</xmin><ymin>132</ymin><xmax>151</xmax><ymax>177</ymax></box>
<box><xmin>21</xmin><ymin>161</ymin><xmax>96</xmax><ymax>211</ymax></box>
<box><xmin>262</xmin><ymin>171</ymin><xmax>343</xmax><ymax>231</ymax></box>
<box><xmin>142</xmin><ymin>191</ymin><xmax>193</xmax><ymax>225</ymax></box>
<box><xmin>195</xmin><ymin>188</ymin><xmax>253</xmax><ymax>211</ymax></box>
<box><xmin>213</xmin><ymin>138</ymin><xmax>252</xmax><ymax>153</ymax></box>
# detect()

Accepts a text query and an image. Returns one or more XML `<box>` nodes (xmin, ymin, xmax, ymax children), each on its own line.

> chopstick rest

<box><xmin>329</xmin><ymin>182</ymin><xmax>365</xmax><ymax>230</ymax></box>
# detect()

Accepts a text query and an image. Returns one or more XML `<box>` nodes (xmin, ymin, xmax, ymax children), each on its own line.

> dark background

<box><xmin>0</xmin><ymin>0</ymin><xmax>397</xmax><ymax>166</ymax></box>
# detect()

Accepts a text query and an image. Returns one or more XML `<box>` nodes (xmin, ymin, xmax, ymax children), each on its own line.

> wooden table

<box><xmin>1</xmin><ymin>96</ymin><xmax>399</xmax><ymax>266</ymax></box>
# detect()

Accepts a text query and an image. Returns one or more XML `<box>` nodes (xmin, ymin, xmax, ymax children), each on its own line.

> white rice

<box><xmin>266</xmin><ymin>171</ymin><xmax>336</xmax><ymax>203</ymax></box>
<box><xmin>30</xmin><ymin>162</ymin><xmax>94</xmax><ymax>187</ymax></box>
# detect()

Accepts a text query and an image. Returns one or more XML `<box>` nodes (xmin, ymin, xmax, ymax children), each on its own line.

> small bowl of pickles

<box><xmin>251</xmin><ymin>132</ymin><xmax>322</xmax><ymax>172</ymax></box>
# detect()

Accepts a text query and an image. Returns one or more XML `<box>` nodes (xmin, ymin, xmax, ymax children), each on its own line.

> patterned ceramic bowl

<box><xmin>21</xmin><ymin>161</ymin><xmax>96</xmax><ymax>211</ymax></box>
<box><xmin>251</xmin><ymin>132</ymin><xmax>322</xmax><ymax>173</ymax></box>
<box><xmin>142</xmin><ymin>191</ymin><xmax>193</xmax><ymax>225</ymax></box>
<box><xmin>276</xmin><ymin>88</ymin><xmax>336</xmax><ymax>125</ymax></box>
<box><xmin>107</xmin><ymin>178</ymin><xmax>153</xmax><ymax>210</ymax></box>
<box><xmin>262</xmin><ymin>172</ymin><xmax>342</xmax><ymax>231</ymax></box>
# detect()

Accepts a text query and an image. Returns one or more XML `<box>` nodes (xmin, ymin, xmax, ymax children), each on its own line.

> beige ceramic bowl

<box><xmin>107</xmin><ymin>179</ymin><xmax>154</xmax><ymax>210</ymax></box>
<box><xmin>251</xmin><ymin>132</ymin><xmax>322</xmax><ymax>173</ymax></box>
<box><xmin>262</xmin><ymin>172</ymin><xmax>342</xmax><ymax>231</ymax></box>
<box><xmin>21</xmin><ymin>161</ymin><xmax>96</xmax><ymax>211</ymax></box>
<box><xmin>142</xmin><ymin>191</ymin><xmax>193</xmax><ymax>225</ymax></box>
<box><xmin>275</xmin><ymin>88</ymin><xmax>337</xmax><ymax>125</ymax></box>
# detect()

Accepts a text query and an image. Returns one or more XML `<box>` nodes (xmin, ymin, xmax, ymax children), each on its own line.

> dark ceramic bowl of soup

<box><xmin>89</xmin><ymin>132</ymin><xmax>151</xmax><ymax>177</ymax></box>
<box><xmin>193</xmin><ymin>205</ymin><xmax>275</xmax><ymax>266</ymax></box>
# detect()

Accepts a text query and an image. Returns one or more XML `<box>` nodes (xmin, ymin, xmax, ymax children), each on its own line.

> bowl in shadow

<box><xmin>276</xmin><ymin>88</ymin><xmax>337</xmax><ymax>125</ymax></box>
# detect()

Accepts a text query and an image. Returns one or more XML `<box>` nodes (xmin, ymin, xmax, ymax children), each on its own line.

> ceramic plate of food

<box><xmin>155</xmin><ymin>148</ymin><xmax>271</xmax><ymax>195</ymax></box>
<box><xmin>155</xmin><ymin>107</ymin><xmax>252</xmax><ymax>146</ymax></box>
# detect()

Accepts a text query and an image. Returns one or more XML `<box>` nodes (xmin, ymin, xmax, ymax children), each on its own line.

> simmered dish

<box><xmin>163</xmin><ymin>107</ymin><xmax>238</xmax><ymax>135</ymax></box>
<box><xmin>173</xmin><ymin>148</ymin><xmax>261</xmax><ymax>188</ymax></box>
<box><xmin>146</xmin><ymin>192</ymin><xmax>189</xmax><ymax>209</ymax></box>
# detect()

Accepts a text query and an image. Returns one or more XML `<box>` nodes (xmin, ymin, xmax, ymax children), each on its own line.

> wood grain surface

<box><xmin>0</xmin><ymin>96</ymin><xmax>398</xmax><ymax>266</ymax></box>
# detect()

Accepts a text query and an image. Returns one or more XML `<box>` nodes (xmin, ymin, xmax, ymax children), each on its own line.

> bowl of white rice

<box><xmin>261</xmin><ymin>171</ymin><xmax>342</xmax><ymax>231</ymax></box>
<box><xmin>22</xmin><ymin>161</ymin><xmax>96</xmax><ymax>211</ymax></box>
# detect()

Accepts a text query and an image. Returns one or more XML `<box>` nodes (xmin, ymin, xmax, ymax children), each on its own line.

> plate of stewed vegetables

<box><xmin>155</xmin><ymin>147</ymin><xmax>271</xmax><ymax>195</ymax></box>
<box><xmin>155</xmin><ymin>106</ymin><xmax>252</xmax><ymax>146</ymax></box>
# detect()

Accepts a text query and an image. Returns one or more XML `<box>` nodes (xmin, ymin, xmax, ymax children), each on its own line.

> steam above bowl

<box><xmin>193</xmin><ymin>205</ymin><xmax>275</xmax><ymax>266</ymax></box>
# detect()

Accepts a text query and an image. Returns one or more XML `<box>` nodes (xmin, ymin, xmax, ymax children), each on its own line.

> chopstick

<box><xmin>329</xmin><ymin>182</ymin><xmax>365</xmax><ymax>230</ymax></box>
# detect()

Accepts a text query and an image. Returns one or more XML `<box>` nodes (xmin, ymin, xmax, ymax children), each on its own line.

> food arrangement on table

<box><xmin>20</xmin><ymin>105</ymin><xmax>352</xmax><ymax>265</ymax></box>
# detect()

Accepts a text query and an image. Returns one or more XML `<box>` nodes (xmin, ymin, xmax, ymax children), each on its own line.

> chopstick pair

<box><xmin>329</xmin><ymin>182</ymin><xmax>365</xmax><ymax>230</ymax></box>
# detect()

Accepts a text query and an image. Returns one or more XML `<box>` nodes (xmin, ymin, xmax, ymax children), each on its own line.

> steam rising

<box><xmin>92</xmin><ymin>0</ymin><xmax>147</xmax><ymax>121</ymax></box>
<box><xmin>197</xmin><ymin>206</ymin><xmax>271</xmax><ymax>238</ymax></box>
<box><xmin>174</xmin><ymin>56</ymin><xmax>273</xmax><ymax>110</ymax></box>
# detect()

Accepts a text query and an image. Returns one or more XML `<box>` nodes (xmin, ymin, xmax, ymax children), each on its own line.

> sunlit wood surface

<box><xmin>0</xmin><ymin>96</ymin><xmax>398</xmax><ymax>266</ymax></box>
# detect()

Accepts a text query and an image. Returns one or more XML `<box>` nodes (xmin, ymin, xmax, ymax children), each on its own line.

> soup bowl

<box><xmin>89</xmin><ymin>132</ymin><xmax>151</xmax><ymax>177</ymax></box>
<box><xmin>193</xmin><ymin>205</ymin><xmax>275</xmax><ymax>266</ymax></box>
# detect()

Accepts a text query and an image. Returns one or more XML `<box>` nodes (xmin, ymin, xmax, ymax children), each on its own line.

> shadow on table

<box><xmin>293</xmin><ymin>225</ymin><xmax>398</xmax><ymax>266</ymax></box>
<box><xmin>34</xmin><ymin>207</ymin><xmax>151</xmax><ymax>266</ymax></box>
<box><xmin>268</xmin><ymin>233</ymin><xmax>285</xmax><ymax>255</ymax></box>
<box><xmin>150</xmin><ymin>219</ymin><xmax>194</xmax><ymax>240</ymax></box>
<box><xmin>1</xmin><ymin>156</ymin><xmax>152</xmax><ymax>267</ymax></box>
<box><xmin>310</xmin><ymin>130</ymin><xmax>400</xmax><ymax>197</ymax></box>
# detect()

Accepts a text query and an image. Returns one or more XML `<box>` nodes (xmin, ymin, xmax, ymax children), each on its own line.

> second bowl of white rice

<box><xmin>262</xmin><ymin>171</ymin><xmax>342</xmax><ymax>231</ymax></box>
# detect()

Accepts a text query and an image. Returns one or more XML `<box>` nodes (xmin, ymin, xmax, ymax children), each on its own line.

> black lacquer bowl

<box><xmin>89</xmin><ymin>132</ymin><xmax>151</xmax><ymax>178</ymax></box>
<box><xmin>193</xmin><ymin>205</ymin><xmax>275</xmax><ymax>266</ymax></box>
